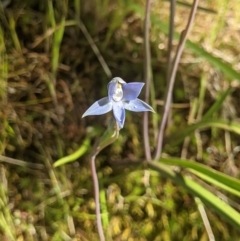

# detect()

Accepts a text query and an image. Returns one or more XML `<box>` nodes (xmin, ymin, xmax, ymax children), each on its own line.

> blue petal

<box><xmin>82</xmin><ymin>97</ymin><xmax>112</xmax><ymax>118</ymax></box>
<box><xmin>123</xmin><ymin>98</ymin><xmax>155</xmax><ymax>112</ymax></box>
<box><xmin>112</xmin><ymin>101</ymin><xmax>125</xmax><ymax>128</ymax></box>
<box><xmin>122</xmin><ymin>82</ymin><xmax>144</xmax><ymax>101</ymax></box>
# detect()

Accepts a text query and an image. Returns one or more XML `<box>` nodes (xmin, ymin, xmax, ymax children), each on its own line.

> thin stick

<box><xmin>154</xmin><ymin>0</ymin><xmax>199</xmax><ymax>160</ymax></box>
<box><xmin>143</xmin><ymin>0</ymin><xmax>152</xmax><ymax>161</ymax></box>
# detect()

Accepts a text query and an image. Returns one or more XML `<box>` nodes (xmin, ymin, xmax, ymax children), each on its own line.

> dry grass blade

<box><xmin>195</xmin><ymin>197</ymin><xmax>215</xmax><ymax>241</ymax></box>
<box><xmin>0</xmin><ymin>155</ymin><xmax>44</xmax><ymax>169</ymax></box>
<box><xmin>77</xmin><ymin>20</ymin><xmax>112</xmax><ymax>78</ymax></box>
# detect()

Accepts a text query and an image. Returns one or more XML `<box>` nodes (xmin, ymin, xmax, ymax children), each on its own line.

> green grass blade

<box><xmin>47</xmin><ymin>0</ymin><xmax>66</xmax><ymax>77</ymax></box>
<box><xmin>167</xmin><ymin>119</ymin><xmax>240</xmax><ymax>147</ymax></box>
<box><xmin>0</xmin><ymin>27</ymin><xmax>7</xmax><ymax>103</ymax></box>
<box><xmin>186</xmin><ymin>40</ymin><xmax>240</xmax><ymax>81</ymax></box>
<box><xmin>129</xmin><ymin>4</ymin><xmax>240</xmax><ymax>81</ymax></box>
<box><xmin>202</xmin><ymin>87</ymin><xmax>232</xmax><ymax>120</ymax></box>
<box><xmin>54</xmin><ymin>138</ymin><xmax>90</xmax><ymax>167</ymax></box>
<box><xmin>189</xmin><ymin>169</ymin><xmax>240</xmax><ymax>197</ymax></box>
<box><xmin>160</xmin><ymin>157</ymin><xmax>240</xmax><ymax>197</ymax></box>
<box><xmin>159</xmin><ymin>20</ymin><xmax>240</xmax><ymax>81</ymax></box>
<box><xmin>52</xmin><ymin>18</ymin><xmax>65</xmax><ymax>77</ymax></box>
<box><xmin>8</xmin><ymin>13</ymin><xmax>21</xmax><ymax>52</ymax></box>
<box><xmin>99</xmin><ymin>182</ymin><xmax>109</xmax><ymax>229</ymax></box>
<box><xmin>148</xmin><ymin>161</ymin><xmax>240</xmax><ymax>229</ymax></box>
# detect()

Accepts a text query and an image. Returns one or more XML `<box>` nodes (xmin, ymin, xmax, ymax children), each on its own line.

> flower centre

<box><xmin>112</xmin><ymin>83</ymin><xmax>123</xmax><ymax>101</ymax></box>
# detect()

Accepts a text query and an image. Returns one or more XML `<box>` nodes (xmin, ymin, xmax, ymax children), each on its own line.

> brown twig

<box><xmin>154</xmin><ymin>0</ymin><xmax>199</xmax><ymax>160</ymax></box>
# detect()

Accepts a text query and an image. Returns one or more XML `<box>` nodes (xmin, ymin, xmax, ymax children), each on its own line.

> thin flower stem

<box><xmin>143</xmin><ymin>0</ymin><xmax>152</xmax><ymax>161</ymax></box>
<box><xmin>90</xmin><ymin>154</ymin><xmax>105</xmax><ymax>241</ymax></box>
<box><xmin>154</xmin><ymin>0</ymin><xmax>199</xmax><ymax>160</ymax></box>
<box><xmin>89</xmin><ymin>119</ymin><xmax>120</xmax><ymax>241</ymax></box>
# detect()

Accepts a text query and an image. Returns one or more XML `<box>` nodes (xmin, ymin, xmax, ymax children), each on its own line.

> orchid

<box><xmin>82</xmin><ymin>77</ymin><xmax>154</xmax><ymax>128</ymax></box>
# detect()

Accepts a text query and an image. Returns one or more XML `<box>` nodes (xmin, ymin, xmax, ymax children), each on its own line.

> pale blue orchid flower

<box><xmin>82</xmin><ymin>77</ymin><xmax>155</xmax><ymax>128</ymax></box>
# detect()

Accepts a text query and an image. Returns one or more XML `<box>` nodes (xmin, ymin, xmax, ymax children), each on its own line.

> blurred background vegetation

<box><xmin>1</xmin><ymin>0</ymin><xmax>240</xmax><ymax>240</ymax></box>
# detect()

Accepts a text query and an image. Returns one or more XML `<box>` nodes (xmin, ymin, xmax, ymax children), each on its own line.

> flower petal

<box><xmin>112</xmin><ymin>101</ymin><xmax>125</xmax><ymax>128</ymax></box>
<box><xmin>122</xmin><ymin>82</ymin><xmax>145</xmax><ymax>101</ymax></box>
<box><xmin>82</xmin><ymin>97</ymin><xmax>112</xmax><ymax>118</ymax></box>
<box><xmin>123</xmin><ymin>98</ymin><xmax>155</xmax><ymax>112</ymax></box>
